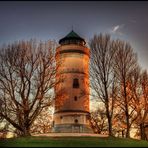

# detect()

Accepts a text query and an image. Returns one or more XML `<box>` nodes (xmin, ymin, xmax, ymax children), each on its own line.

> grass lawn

<box><xmin>0</xmin><ymin>136</ymin><xmax>148</xmax><ymax>147</ymax></box>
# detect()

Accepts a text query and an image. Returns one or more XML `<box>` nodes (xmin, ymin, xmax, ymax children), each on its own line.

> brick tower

<box><xmin>52</xmin><ymin>30</ymin><xmax>93</xmax><ymax>133</ymax></box>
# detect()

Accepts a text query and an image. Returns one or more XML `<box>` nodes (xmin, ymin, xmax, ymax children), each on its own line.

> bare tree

<box><xmin>140</xmin><ymin>70</ymin><xmax>148</xmax><ymax>140</ymax></box>
<box><xmin>90</xmin><ymin>108</ymin><xmax>108</xmax><ymax>134</ymax></box>
<box><xmin>89</xmin><ymin>34</ymin><xmax>117</xmax><ymax>136</ymax></box>
<box><xmin>129</xmin><ymin>68</ymin><xmax>148</xmax><ymax>140</ymax></box>
<box><xmin>113</xmin><ymin>40</ymin><xmax>138</xmax><ymax>138</ymax></box>
<box><xmin>30</xmin><ymin>106</ymin><xmax>53</xmax><ymax>134</ymax></box>
<box><xmin>0</xmin><ymin>39</ymin><xmax>56</xmax><ymax>136</ymax></box>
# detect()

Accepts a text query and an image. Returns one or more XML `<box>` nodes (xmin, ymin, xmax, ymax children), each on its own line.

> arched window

<box><xmin>73</xmin><ymin>78</ymin><xmax>79</xmax><ymax>88</ymax></box>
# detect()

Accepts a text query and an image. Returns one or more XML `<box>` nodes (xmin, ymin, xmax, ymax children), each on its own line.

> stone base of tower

<box><xmin>52</xmin><ymin>124</ymin><xmax>93</xmax><ymax>133</ymax></box>
<box><xmin>52</xmin><ymin>111</ymin><xmax>94</xmax><ymax>133</ymax></box>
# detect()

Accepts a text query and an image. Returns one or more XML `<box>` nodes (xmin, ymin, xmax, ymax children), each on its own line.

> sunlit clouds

<box><xmin>110</xmin><ymin>24</ymin><xmax>125</xmax><ymax>35</ymax></box>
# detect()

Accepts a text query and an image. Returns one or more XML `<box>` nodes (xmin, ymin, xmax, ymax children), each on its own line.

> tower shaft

<box><xmin>52</xmin><ymin>31</ymin><xmax>93</xmax><ymax>133</ymax></box>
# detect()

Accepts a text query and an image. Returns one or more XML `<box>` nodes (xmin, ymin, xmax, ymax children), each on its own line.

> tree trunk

<box><xmin>140</xmin><ymin>123</ymin><xmax>146</xmax><ymax>140</ymax></box>
<box><xmin>22</xmin><ymin>127</ymin><xmax>31</xmax><ymax>137</ymax></box>
<box><xmin>104</xmin><ymin>82</ymin><xmax>113</xmax><ymax>137</ymax></box>
<box><xmin>123</xmin><ymin>81</ymin><xmax>130</xmax><ymax>138</ymax></box>
<box><xmin>125</xmin><ymin>108</ymin><xmax>130</xmax><ymax>138</ymax></box>
<box><xmin>122</xmin><ymin>130</ymin><xmax>125</xmax><ymax>138</ymax></box>
<box><xmin>106</xmin><ymin>102</ymin><xmax>113</xmax><ymax>136</ymax></box>
<box><xmin>22</xmin><ymin>114</ymin><xmax>31</xmax><ymax>137</ymax></box>
<box><xmin>107</xmin><ymin>112</ymin><xmax>113</xmax><ymax>136</ymax></box>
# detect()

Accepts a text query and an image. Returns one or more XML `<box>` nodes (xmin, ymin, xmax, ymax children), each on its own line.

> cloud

<box><xmin>112</xmin><ymin>25</ymin><xmax>120</xmax><ymax>32</ymax></box>
<box><xmin>110</xmin><ymin>24</ymin><xmax>125</xmax><ymax>35</ymax></box>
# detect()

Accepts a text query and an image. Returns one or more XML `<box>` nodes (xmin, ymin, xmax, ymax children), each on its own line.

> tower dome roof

<box><xmin>59</xmin><ymin>30</ymin><xmax>86</xmax><ymax>45</ymax></box>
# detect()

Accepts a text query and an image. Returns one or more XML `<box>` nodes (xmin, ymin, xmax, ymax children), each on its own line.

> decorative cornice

<box><xmin>59</xmin><ymin>70</ymin><xmax>86</xmax><ymax>75</ymax></box>
<box><xmin>59</xmin><ymin>49</ymin><xmax>85</xmax><ymax>54</ymax></box>
<box><xmin>54</xmin><ymin>110</ymin><xmax>90</xmax><ymax>114</ymax></box>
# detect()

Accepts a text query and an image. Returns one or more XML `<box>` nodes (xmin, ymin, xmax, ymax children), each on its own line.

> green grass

<box><xmin>0</xmin><ymin>136</ymin><xmax>148</xmax><ymax>147</ymax></box>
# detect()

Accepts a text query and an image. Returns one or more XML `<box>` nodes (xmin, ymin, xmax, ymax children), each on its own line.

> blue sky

<box><xmin>0</xmin><ymin>1</ymin><xmax>148</xmax><ymax>70</ymax></box>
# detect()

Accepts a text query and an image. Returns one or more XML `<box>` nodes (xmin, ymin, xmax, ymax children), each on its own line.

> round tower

<box><xmin>53</xmin><ymin>30</ymin><xmax>93</xmax><ymax>133</ymax></box>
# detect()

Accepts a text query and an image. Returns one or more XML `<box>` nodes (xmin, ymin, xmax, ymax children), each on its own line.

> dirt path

<box><xmin>32</xmin><ymin>133</ymin><xmax>109</xmax><ymax>137</ymax></box>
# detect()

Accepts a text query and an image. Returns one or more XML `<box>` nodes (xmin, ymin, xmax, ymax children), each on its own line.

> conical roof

<box><xmin>59</xmin><ymin>30</ymin><xmax>86</xmax><ymax>45</ymax></box>
<box><xmin>65</xmin><ymin>30</ymin><xmax>82</xmax><ymax>38</ymax></box>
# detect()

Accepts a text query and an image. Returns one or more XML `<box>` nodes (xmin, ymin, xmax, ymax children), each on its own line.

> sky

<box><xmin>0</xmin><ymin>1</ymin><xmax>148</xmax><ymax>70</ymax></box>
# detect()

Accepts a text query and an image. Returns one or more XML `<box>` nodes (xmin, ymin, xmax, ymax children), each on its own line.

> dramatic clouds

<box><xmin>0</xmin><ymin>1</ymin><xmax>147</xmax><ymax>70</ymax></box>
<box><xmin>110</xmin><ymin>24</ymin><xmax>125</xmax><ymax>35</ymax></box>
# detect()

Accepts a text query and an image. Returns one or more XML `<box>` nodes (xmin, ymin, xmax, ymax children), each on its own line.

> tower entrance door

<box><xmin>72</xmin><ymin>125</ymin><xmax>80</xmax><ymax>133</ymax></box>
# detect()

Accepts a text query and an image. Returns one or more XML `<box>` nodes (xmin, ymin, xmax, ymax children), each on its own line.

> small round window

<box><xmin>74</xmin><ymin>96</ymin><xmax>77</xmax><ymax>101</ymax></box>
<box><xmin>75</xmin><ymin>119</ymin><xmax>78</xmax><ymax>123</ymax></box>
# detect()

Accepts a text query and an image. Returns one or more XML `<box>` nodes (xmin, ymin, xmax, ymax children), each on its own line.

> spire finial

<box><xmin>72</xmin><ymin>25</ymin><xmax>73</xmax><ymax>31</ymax></box>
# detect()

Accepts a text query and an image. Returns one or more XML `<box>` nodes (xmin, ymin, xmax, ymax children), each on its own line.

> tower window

<box><xmin>73</xmin><ymin>78</ymin><xmax>79</xmax><ymax>88</ymax></box>
<box><xmin>74</xmin><ymin>96</ymin><xmax>77</xmax><ymax>101</ymax></box>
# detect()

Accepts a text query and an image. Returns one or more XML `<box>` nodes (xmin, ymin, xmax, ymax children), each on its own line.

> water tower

<box><xmin>53</xmin><ymin>30</ymin><xmax>93</xmax><ymax>133</ymax></box>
